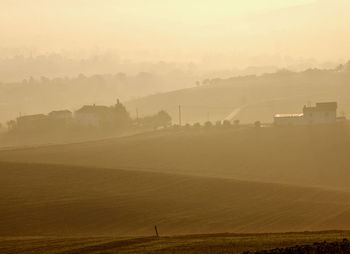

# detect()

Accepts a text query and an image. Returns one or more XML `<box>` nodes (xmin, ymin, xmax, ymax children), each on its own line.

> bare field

<box><xmin>1</xmin><ymin>162</ymin><xmax>350</xmax><ymax>237</ymax></box>
<box><xmin>1</xmin><ymin>125</ymin><xmax>350</xmax><ymax>190</ymax></box>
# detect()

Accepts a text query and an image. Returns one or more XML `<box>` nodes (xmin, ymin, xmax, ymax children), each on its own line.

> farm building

<box><xmin>75</xmin><ymin>105</ymin><xmax>112</xmax><ymax>128</ymax></box>
<box><xmin>274</xmin><ymin>102</ymin><xmax>345</xmax><ymax>126</ymax></box>
<box><xmin>48</xmin><ymin>110</ymin><xmax>72</xmax><ymax>120</ymax></box>
<box><xmin>16</xmin><ymin>114</ymin><xmax>48</xmax><ymax>130</ymax></box>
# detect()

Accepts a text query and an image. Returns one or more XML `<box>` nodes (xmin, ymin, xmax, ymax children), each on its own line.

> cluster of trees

<box><xmin>137</xmin><ymin>110</ymin><xmax>172</xmax><ymax>129</ymax></box>
<box><xmin>0</xmin><ymin>53</ymin><xmax>199</xmax><ymax>83</ymax></box>
<box><xmin>201</xmin><ymin>61</ymin><xmax>350</xmax><ymax>89</ymax></box>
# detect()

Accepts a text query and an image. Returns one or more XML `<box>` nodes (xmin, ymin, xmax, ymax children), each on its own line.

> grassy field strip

<box><xmin>2</xmin><ymin>232</ymin><xmax>350</xmax><ymax>254</ymax></box>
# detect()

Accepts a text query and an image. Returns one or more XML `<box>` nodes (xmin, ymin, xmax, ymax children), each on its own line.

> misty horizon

<box><xmin>1</xmin><ymin>1</ymin><xmax>350</xmax><ymax>253</ymax></box>
<box><xmin>1</xmin><ymin>0</ymin><xmax>349</xmax><ymax>63</ymax></box>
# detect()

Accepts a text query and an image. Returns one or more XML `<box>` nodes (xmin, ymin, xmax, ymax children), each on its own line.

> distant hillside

<box><xmin>125</xmin><ymin>65</ymin><xmax>350</xmax><ymax>123</ymax></box>
<box><xmin>1</xmin><ymin>125</ymin><xmax>350</xmax><ymax>190</ymax></box>
<box><xmin>2</xmin><ymin>162</ymin><xmax>350</xmax><ymax>236</ymax></box>
<box><xmin>0</xmin><ymin>72</ymin><xmax>191</xmax><ymax>124</ymax></box>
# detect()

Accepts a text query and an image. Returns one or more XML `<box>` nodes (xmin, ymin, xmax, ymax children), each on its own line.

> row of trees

<box><xmin>168</xmin><ymin>119</ymin><xmax>262</xmax><ymax>129</ymax></box>
<box><xmin>137</xmin><ymin>110</ymin><xmax>172</xmax><ymax>129</ymax></box>
<box><xmin>175</xmin><ymin>119</ymin><xmax>240</xmax><ymax>129</ymax></box>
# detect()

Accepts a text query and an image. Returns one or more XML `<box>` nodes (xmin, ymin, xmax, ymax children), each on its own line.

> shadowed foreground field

<box><xmin>2</xmin><ymin>162</ymin><xmax>350</xmax><ymax>236</ymax></box>
<box><xmin>1</xmin><ymin>231</ymin><xmax>350</xmax><ymax>254</ymax></box>
<box><xmin>245</xmin><ymin>238</ymin><xmax>350</xmax><ymax>254</ymax></box>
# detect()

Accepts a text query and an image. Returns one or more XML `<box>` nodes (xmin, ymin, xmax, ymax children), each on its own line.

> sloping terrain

<box><xmin>125</xmin><ymin>68</ymin><xmax>350</xmax><ymax>123</ymax></box>
<box><xmin>1</xmin><ymin>162</ymin><xmax>350</xmax><ymax>237</ymax></box>
<box><xmin>122</xmin><ymin>0</ymin><xmax>350</xmax><ymax>124</ymax></box>
<box><xmin>1</xmin><ymin>125</ymin><xmax>350</xmax><ymax>190</ymax></box>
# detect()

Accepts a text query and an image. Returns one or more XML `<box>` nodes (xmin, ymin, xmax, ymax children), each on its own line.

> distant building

<box><xmin>336</xmin><ymin>116</ymin><xmax>347</xmax><ymax>123</ymax></box>
<box><xmin>273</xmin><ymin>113</ymin><xmax>304</xmax><ymax>126</ymax></box>
<box><xmin>274</xmin><ymin>102</ymin><xmax>345</xmax><ymax>126</ymax></box>
<box><xmin>75</xmin><ymin>105</ymin><xmax>115</xmax><ymax>128</ymax></box>
<box><xmin>48</xmin><ymin>110</ymin><xmax>73</xmax><ymax>128</ymax></box>
<box><xmin>9</xmin><ymin>102</ymin><xmax>130</xmax><ymax>132</ymax></box>
<box><xmin>302</xmin><ymin>102</ymin><xmax>337</xmax><ymax>125</ymax></box>
<box><xmin>48</xmin><ymin>110</ymin><xmax>72</xmax><ymax>120</ymax></box>
<box><xmin>16</xmin><ymin>114</ymin><xmax>48</xmax><ymax>130</ymax></box>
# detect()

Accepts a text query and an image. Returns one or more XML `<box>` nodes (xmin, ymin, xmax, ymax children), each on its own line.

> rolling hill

<box><xmin>1</xmin><ymin>125</ymin><xmax>350</xmax><ymax>190</ymax></box>
<box><xmin>125</xmin><ymin>66</ymin><xmax>350</xmax><ymax>123</ymax></box>
<box><xmin>121</xmin><ymin>0</ymin><xmax>350</xmax><ymax>125</ymax></box>
<box><xmin>2</xmin><ymin>161</ymin><xmax>350</xmax><ymax>237</ymax></box>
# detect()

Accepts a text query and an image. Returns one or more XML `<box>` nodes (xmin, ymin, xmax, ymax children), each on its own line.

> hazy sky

<box><xmin>1</xmin><ymin>0</ymin><xmax>349</xmax><ymax>64</ymax></box>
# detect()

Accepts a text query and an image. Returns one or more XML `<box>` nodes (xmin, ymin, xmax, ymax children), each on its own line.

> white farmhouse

<box><xmin>274</xmin><ymin>102</ymin><xmax>344</xmax><ymax>126</ymax></box>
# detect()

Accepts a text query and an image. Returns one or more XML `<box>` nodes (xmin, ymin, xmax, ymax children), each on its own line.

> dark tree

<box><xmin>222</xmin><ymin>120</ymin><xmax>231</xmax><ymax>128</ymax></box>
<box><xmin>6</xmin><ymin>120</ymin><xmax>16</xmax><ymax>130</ymax></box>
<box><xmin>193</xmin><ymin>122</ymin><xmax>201</xmax><ymax>129</ymax></box>
<box><xmin>254</xmin><ymin>121</ymin><xmax>261</xmax><ymax>128</ymax></box>
<box><xmin>204</xmin><ymin>121</ymin><xmax>213</xmax><ymax>128</ymax></box>
<box><xmin>155</xmin><ymin>110</ymin><xmax>172</xmax><ymax>127</ymax></box>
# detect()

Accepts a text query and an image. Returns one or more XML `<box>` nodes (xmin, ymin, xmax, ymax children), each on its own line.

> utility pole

<box><xmin>136</xmin><ymin>108</ymin><xmax>139</xmax><ymax>122</ymax></box>
<box><xmin>178</xmin><ymin>105</ymin><xmax>182</xmax><ymax>126</ymax></box>
<box><xmin>154</xmin><ymin>225</ymin><xmax>159</xmax><ymax>238</ymax></box>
